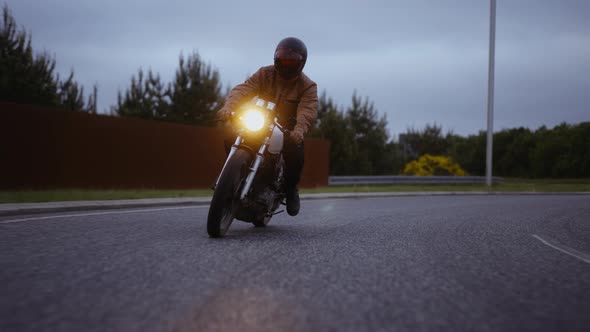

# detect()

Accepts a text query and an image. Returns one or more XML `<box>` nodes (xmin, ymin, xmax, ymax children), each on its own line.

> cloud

<box><xmin>5</xmin><ymin>0</ymin><xmax>590</xmax><ymax>136</ymax></box>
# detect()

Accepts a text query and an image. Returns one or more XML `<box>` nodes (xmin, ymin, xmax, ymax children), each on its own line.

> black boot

<box><xmin>286</xmin><ymin>187</ymin><xmax>300</xmax><ymax>216</ymax></box>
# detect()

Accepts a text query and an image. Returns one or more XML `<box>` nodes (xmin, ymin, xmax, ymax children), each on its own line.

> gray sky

<box><xmin>6</xmin><ymin>0</ymin><xmax>590</xmax><ymax>137</ymax></box>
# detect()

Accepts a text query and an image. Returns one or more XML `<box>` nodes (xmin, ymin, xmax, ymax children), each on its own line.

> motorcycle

<box><xmin>207</xmin><ymin>97</ymin><xmax>288</xmax><ymax>237</ymax></box>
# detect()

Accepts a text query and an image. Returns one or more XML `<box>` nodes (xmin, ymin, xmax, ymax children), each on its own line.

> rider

<box><xmin>218</xmin><ymin>37</ymin><xmax>318</xmax><ymax>216</ymax></box>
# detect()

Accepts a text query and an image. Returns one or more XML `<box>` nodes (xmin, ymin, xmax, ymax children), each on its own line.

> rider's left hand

<box><xmin>290</xmin><ymin>129</ymin><xmax>304</xmax><ymax>145</ymax></box>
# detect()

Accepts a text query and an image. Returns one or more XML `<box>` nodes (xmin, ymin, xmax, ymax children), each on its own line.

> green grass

<box><xmin>303</xmin><ymin>178</ymin><xmax>590</xmax><ymax>194</ymax></box>
<box><xmin>0</xmin><ymin>189</ymin><xmax>213</xmax><ymax>204</ymax></box>
<box><xmin>1</xmin><ymin>178</ymin><xmax>589</xmax><ymax>204</ymax></box>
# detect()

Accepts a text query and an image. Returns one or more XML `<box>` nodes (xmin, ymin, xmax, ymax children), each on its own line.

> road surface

<box><xmin>1</xmin><ymin>195</ymin><xmax>589</xmax><ymax>331</ymax></box>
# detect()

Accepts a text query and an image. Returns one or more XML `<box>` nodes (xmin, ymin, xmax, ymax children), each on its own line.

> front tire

<box><xmin>253</xmin><ymin>214</ymin><xmax>271</xmax><ymax>227</ymax></box>
<box><xmin>207</xmin><ymin>149</ymin><xmax>251</xmax><ymax>237</ymax></box>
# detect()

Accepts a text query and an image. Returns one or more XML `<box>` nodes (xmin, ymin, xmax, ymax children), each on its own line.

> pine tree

<box><xmin>346</xmin><ymin>92</ymin><xmax>390</xmax><ymax>174</ymax></box>
<box><xmin>113</xmin><ymin>68</ymin><xmax>170</xmax><ymax>120</ymax></box>
<box><xmin>113</xmin><ymin>51</ymin><xmax>224</xmax><ymax>126</ymax></box>
<box><xmin>85</xmin><ymin>83</ymin><xmax>98</xmax><ymax>114</ymax></box>
<box><xmin>0</xmin><ymin>5</ymin><xmax>58</xmax><ymax>105</ymax></box>
<box><xmin>57</xmin><ymin>71</ymin><xmax>85</xmax><ymax>111</ymax></box>
<box><xmin>0</xmin><ymin>5</ymin><xmax>91</xmax><ymax>111</ymax></box>
<box><xmin>168</xmin><ymin>51</ymin><xmax>224</xmax><ymax>125</ymax></box>
<box><xmin>400</xmin><ymin>123</ymin><xmax>448</xmax><ymax>158</ymax></box>
<box><xmin>311</xmin><ymin>92</ymin><xmax>359</xmax><ymax>175</ymax></box>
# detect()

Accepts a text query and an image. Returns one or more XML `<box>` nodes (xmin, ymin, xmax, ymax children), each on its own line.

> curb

<box><xmin>0</xmin><ymin>198</ymin><xmax>211</xmax><ymax>217</ymax></box>
<box><xmin>1</xmin><ymin>192</ymin><xmax>589</xmax><ymax>217</ymax></box>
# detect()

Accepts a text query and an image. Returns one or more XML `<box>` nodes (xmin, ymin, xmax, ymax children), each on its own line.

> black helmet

<box><xmin>274</xmin><ymin>37</ymin><xmax>308</xmax><ymax>80</ymax></box>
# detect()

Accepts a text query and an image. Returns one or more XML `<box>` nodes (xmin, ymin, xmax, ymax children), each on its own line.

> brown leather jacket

<box><xmin>220</xmin><ymin>65</ymin><xmax>318</xmax><ymax>135</ymax></box>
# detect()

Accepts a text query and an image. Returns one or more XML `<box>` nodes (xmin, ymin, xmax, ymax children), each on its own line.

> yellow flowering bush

<box><xmin>402</xmin><ymin>154</ymin><xmax>467</xmax><ymax>176</ymax></box>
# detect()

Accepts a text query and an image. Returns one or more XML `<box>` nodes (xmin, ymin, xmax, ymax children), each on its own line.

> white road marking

<box><xmin>0</xmin><ymin>199</ymin><xmax>342</xmax><ymax>225</ymax></box>
<box><xmin>0</xmin><ymin>206</ymin><xmax>208</xmax><ymax>224</ymax></box>
<box><xmin>532</xmin><ymin>234</ymin><xmax>590</xmax><ymax>264</ymax></box>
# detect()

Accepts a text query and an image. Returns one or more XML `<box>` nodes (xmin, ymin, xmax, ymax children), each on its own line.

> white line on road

<box><xmin>532</xmin><ymin>234</ymin><xmax>590</xmax><ymax>264</ymax></box>
<box><xmin>0</xmin><ymin>206</ymin><xmax>208</xmax><ymax>224</ymax></box>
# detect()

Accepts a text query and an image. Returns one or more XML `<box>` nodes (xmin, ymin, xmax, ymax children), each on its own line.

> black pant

<box><xmin>224</xmin><ymin>135</ymin><xmax>304</xmax><ymax>190</ymax></box>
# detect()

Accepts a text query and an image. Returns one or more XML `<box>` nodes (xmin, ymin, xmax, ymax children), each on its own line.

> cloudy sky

<box><xmin>6</xmin><ymin>0</ymin><xmax>589</xmax><ymax>137</ymax></box>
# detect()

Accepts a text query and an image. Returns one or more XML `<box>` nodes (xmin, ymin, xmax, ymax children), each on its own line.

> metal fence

<box><xmin>328</xmin><ymin>176</ymin><xmax>503</xmax><ymax>186</ymax></box>
<box><xmin>0</xmin><ymin>102</ymin><xmax>330</xmax><ymax>189</ymax></box>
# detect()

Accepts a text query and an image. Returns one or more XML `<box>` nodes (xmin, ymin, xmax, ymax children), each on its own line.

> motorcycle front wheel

<box><xmin>253</xmin><ymin>214</ymin><xmax>272</xmax><ymax>227</ymax></box>
<box><xmin>207</xmin><ymin>149</ymin><xmax>251</xmax><ymax>237</ymax></box>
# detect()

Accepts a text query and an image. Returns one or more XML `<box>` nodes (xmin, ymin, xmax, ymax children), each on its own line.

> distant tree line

<box><xmin>310</xmin><ymin>94</ymin><xmax>589</xmax><ymax>178</ymax></box>
<box><xmin>2</xmin><ymin>4</ymin><xmax>588</xmax><ymax>178</ymax></box>
<box><xmin>391</xmin><ymin>122</ymin><xmax>590</xmax><ymax>178</ymax></box>
<box><xmin>451</xmin><ymin>123</ymin><xmax>590</xmax><ymax>178</ymax></box>
<box><xmin>310</xmin><ymin>92</ymin><xmax>403</xmax><ymax>175</ymax></box>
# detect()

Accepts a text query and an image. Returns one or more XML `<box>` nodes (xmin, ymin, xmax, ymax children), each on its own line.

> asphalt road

<box><xmin>1</xmin><ymin>195</ymin><xmax>589</xmax><ymax>332</ymax></box>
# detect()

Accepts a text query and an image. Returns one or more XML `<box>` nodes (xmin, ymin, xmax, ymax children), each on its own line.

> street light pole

<box><xmin>486</xmin><ymin>0</ymin><xmax>496</xmax><ymax>187</ymax></box>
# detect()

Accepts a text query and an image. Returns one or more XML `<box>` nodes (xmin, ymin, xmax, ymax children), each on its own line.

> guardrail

<box><xmin>328</xmin><ymin>176</ymin><xmax>503</xmax><ymax>186</ymax></box>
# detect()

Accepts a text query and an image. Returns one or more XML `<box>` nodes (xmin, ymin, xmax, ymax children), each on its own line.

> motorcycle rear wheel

<box><xmin>207</xmin><ymin>149</ymin><xmax>251</xmax><ymax>237</ymax></box>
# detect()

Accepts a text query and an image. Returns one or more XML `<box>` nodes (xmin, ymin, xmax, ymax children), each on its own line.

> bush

<box><xmin>402</xmin><ymin>154</ymin><xmax>467</xmax><ymax>176</ymax></box>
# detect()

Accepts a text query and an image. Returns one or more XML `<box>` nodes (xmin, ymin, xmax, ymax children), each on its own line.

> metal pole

<box><xmin>486</xmin><ymin>0</ymin><xmax>496</xmax><ymax>187</ymax></box>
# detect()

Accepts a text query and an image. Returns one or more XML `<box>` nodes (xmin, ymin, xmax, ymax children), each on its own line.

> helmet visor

<box><xmin>276</xmin><ymin>57</ymin><xmax>301</xmax><ymax>67</ymax></box>
<box><xmin>274</xmin><ymin>47</ymin><xmax>303</xmax><ymax>62</ymax></box>
<box><xmin>274</xmin><ymin>48</ymin><xmax>304</xmax><ymax>79</ymax></box>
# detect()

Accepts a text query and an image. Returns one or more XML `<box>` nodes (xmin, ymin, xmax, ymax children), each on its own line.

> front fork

<box><xmin>240</xmin><ymin>137</ymin><xmax>269</xmax><ymax>200</ymax></box>
<box><xmin>214</xmin><ymin>136</ymin><xmax>242</xmax><ymax>189</ymax></box>
<box><xmin>214</xmin><ymin>136</ymin><xmax>269</xmax><ymax>201</ymax></box>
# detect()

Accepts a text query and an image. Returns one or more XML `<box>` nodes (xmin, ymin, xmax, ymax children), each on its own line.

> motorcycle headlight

<box><xmin>242</xmin><ymin>109</ymin><xmax>265</xmax><ymax>131</ymax></box>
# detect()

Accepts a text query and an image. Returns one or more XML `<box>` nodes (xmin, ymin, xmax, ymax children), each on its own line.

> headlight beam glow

<box><xmin>242</xmin><ymin>109</ymin><xmax>265</xmax><ymax>131</ymax></box>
